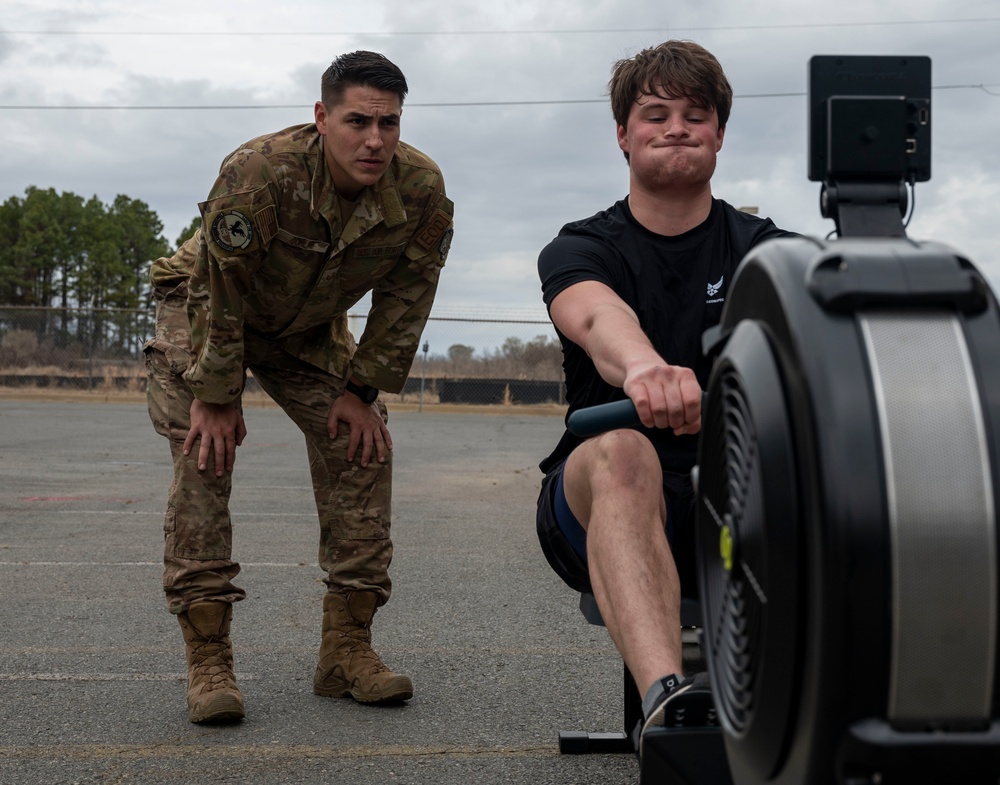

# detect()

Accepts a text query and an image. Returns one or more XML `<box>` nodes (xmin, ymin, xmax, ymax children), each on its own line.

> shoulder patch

<box><xmin>209</xmin><ymin>210</ymin><xmax>255</xmax><ymax>254</ymax></box>
<box><xmin>413</xmin><ymin>209</ymin><xmax>452</xmax><ymax>254</ymax></box>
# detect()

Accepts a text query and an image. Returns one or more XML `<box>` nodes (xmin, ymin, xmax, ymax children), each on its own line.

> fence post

<box><xmin>88</xmin><ymin>301</ymin><xmax>96</xmax><ymax>390</ymax></box>
<box><xmin>419</xmin><ymin>341</ymin><xmax>429</xmax><ymax>413</ymax></box>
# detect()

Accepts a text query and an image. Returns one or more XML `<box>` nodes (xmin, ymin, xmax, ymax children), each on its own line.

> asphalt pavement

<box><xmin>0</xmin><ymin>399</ymin><xmax>638</xmax><ymax>785</ymax></box>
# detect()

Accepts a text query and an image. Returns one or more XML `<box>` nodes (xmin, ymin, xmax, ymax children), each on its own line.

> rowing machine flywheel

<box><xmin>696</xmin><ymin>236</ymin><xmax>1000</xmax><ymax>785</ymax></box>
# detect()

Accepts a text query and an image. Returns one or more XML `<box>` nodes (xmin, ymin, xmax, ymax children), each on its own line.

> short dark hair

<box><xmin>321</xmin><ymin>50</ymin><xmax>408</xmax><ymax>108</ymax></box>
<box><xmin>609</xmin><ymin>40</ymin><xmax>732</xmax><ymax>131</ymax></box>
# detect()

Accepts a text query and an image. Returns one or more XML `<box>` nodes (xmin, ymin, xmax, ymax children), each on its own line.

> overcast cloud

<box><xmin>3</xmin><ymin>0</ymin><xmax>999</xmax><ymax>332</ymax></box>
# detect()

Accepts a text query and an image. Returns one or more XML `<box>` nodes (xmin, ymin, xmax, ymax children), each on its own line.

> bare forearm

<box><xmin>565</xmin><ymin>299</ymin><xmax>700</xmax><ymax>433</ymax></box>
<box><xmin>579</xmin><ymin>304</ymin><xmax>665</xmax><ymax>388</ymax></box>
<box><xmin>550</xmin><ymin>282</ymin><xmax>700</xmax><ymax>432</ymax></box>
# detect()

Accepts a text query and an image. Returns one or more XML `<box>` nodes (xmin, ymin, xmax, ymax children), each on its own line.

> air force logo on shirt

<box><xmin>707</xmin><ymin>275</ymin><xmax>725</xmax><ymax>304</ymax></box>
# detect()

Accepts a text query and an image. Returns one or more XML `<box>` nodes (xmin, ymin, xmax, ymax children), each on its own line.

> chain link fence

<box><xmin>0</xmin><ymin>306</ymin><xmax>565</xmax><ymax>407</ymax></box>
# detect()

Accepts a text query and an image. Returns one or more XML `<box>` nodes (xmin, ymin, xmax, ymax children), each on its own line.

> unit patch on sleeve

<box><xmin>210</xmin><ymin>210</ymin><xmax>255</xmax><ymax>254</ymax></box>
<box><xmin>413</xmin><ymin>210</ymin><xmax>452</xmax><ymax>254</ymax></box>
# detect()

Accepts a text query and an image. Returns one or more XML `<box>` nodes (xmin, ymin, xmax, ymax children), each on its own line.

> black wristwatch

<box><xmin>344</xmin><ymin>379</ymin><xmax>379</xmax><ymax>404</ymax></box>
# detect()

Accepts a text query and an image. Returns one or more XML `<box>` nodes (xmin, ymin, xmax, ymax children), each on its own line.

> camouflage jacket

<box><xmin>149</xmin><ymin>124</ymin><xmax>454</xmax><ymax>405</ymax></box>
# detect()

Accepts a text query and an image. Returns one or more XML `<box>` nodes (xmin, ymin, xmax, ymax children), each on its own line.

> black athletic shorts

<box><xmin>535</xmin><ymin>459</ymin><xmax>698</xmax><ymax>595</ymax></box>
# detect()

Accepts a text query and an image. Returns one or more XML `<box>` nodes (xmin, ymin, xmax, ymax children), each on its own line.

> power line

<box><xmin>0</xmin><ymin>99</ymin><xmax>611</xmax><ymax>110</ymax></box>
<box><xmin>4</xmin><ymin>18</ymin><xmax>1000</xmax><ymax>36</ymax></box>
<box><xmin>0</xmin><ymin>99</ymin><xmax>605</xmax><ymax>110</ymax></box>
<box><xmin>1</xmin><ymin>84</ymin><xmax>996</xmax><ymax>111</ymax></box>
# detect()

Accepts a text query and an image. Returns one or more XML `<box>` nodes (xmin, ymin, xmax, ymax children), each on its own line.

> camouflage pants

<box><xmin>144</xmin><ymin>291</ymin><xmax>393</xmax><ymax>615</ymax></box>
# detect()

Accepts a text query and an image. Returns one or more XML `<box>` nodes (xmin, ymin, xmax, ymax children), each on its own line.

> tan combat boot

<box><xmin>176</xmin><ymin>601</ymin><xmax>245</xmax><ymax>723</ymax></box>
<box><xmin>313</xmin><ymin>591</ymin><xmax>413</xmax><ymax>703</ymax></box>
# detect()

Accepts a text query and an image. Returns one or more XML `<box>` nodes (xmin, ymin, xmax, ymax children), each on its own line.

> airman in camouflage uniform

<box><xmin>144</xmin><ymin>51</ymin><xmax>453</xmax><ymax>724</ymax></box>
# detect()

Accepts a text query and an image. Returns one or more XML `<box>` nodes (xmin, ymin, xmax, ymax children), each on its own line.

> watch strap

<box><xmin>345</xmin><ymin>379</ymin><xmax>378</xmax><ymax>403</ymax></box>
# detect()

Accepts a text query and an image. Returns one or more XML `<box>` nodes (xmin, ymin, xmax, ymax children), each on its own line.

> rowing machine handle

<box><xmin>566</xmin><ymin>393</ymin><xmax>707</xmax><ymax>438</ymax></box>
<box><xmin>567</xmin><ymin>399</ymin><xmax>640</xmax><ymax>437</ymax></box>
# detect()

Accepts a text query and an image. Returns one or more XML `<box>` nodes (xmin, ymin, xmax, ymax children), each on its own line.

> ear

<box><xmin>715</xmin><ymin>124</ymin><xmax>726</xmax><ymax>152</ymax></box>
<box><xmin>616</xmin><ymin>124</ymin><xmax>630</xmax><ymax>156</ymax></box>
<box><xmin>314</xmin><ymin>101</ymin><xmax>328</xmax><ymax>133</ymax></box>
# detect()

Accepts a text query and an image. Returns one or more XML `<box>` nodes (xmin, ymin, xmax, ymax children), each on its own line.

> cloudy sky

<box><xmin>3</xmin><ymin>1</ymin><xmax>999</xmax><ymax>348</ymax></box>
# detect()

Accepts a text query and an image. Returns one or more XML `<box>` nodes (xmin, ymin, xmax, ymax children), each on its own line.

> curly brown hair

<box><xmin>609</xmin><ymin>40</ymin><xmax>732</xmax><ymax>131</ymax></box>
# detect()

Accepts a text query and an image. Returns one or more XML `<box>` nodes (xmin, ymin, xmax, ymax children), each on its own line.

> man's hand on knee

<box><xmin>184</xmin><ymin>399</ymin><xmax>247</xmax><ymax>476</ymax></box>
<box><xmin>328</xmin><ymin>394</ymin><xmax>392</xmax><ymax>468</ymax></box>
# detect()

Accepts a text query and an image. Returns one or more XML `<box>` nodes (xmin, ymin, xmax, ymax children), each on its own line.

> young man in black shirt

<box><xmin>536</xmin><ymin>40</ymin><xmax>792</xmax><ymax>753</ymax></box>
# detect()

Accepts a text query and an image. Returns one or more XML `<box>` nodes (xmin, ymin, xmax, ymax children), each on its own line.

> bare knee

<box><xmin>564</xmin><ymin>430</ymin><xmax>664</xmax><ymax>525</ymax></box>
<box><xmin>586</xmin><ymin>429</ymin><xmax>661</xmax><ymax>488</ymax></box>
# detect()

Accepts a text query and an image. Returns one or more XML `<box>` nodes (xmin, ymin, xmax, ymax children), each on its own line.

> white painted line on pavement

<box><xmin>0</xmin><ymin>672</ymin><xmax>254</xmax><ymax>681</ymax></box>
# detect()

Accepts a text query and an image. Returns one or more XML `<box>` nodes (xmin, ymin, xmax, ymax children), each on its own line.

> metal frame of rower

<box><xmin>557</xmin><ymin>592</ymin><xmax>644</xmax><ymax>755</ymax></box>
<box><xmin>558</xmin><ymin>591</ymin><xmax>733</xmax><ymax>785</ymax></box>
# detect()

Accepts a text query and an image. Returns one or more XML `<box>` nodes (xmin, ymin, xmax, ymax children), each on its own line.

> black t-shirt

<box><xmin>537</xmin><ymin>196</ymin><xmax>793</xmax><ymax>474</ymax></box>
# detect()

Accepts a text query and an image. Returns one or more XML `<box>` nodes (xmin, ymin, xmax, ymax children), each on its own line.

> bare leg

<box><xmin>562</xmin><ymin>429</ymin><xmax>683</xmax><ymax>697</ymax></box>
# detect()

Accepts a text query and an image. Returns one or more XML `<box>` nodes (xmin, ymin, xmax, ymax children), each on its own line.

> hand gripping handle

<box><xmin>566</xmin><ymin>393</ymin><xmax>707</xmax><ymax>438</ymax></box>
